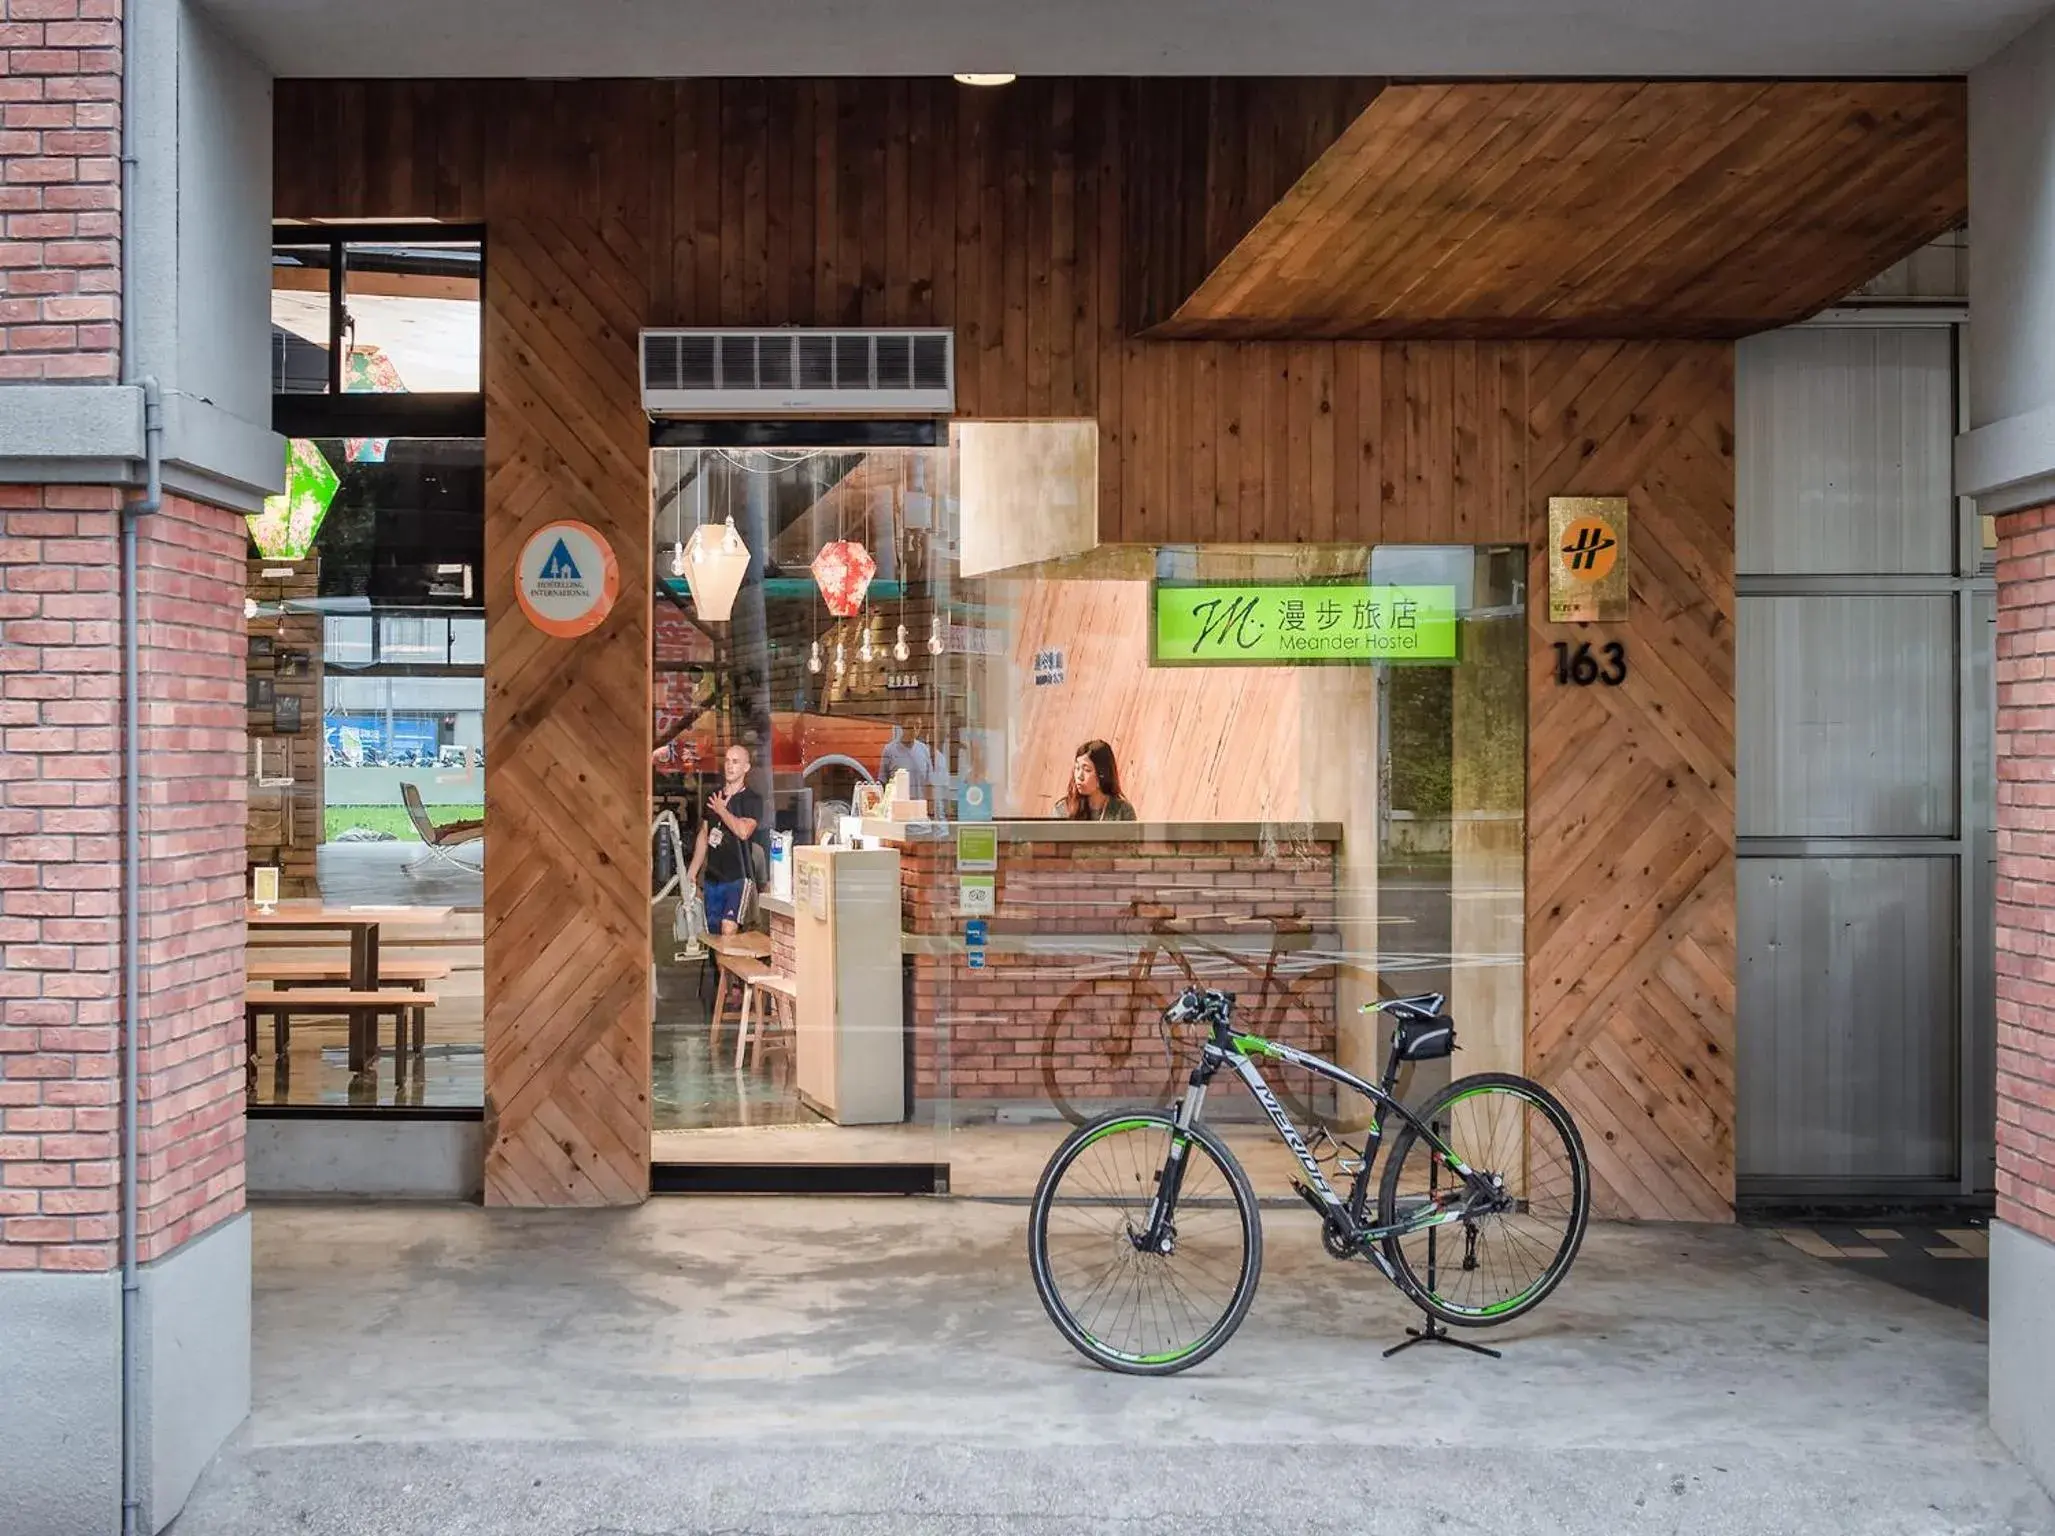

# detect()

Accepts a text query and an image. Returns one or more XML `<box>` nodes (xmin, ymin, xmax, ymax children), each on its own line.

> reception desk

<box><xmin>866</xmin><ymin>820</ymin><xmax>1346</xmax><ymax>1117</ymax></box>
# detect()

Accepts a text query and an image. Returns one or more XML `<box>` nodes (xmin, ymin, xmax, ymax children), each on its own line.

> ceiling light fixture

<box><xmin>953</xmin><ymin>73</ymin><xmax>1016</xmax><ymax>87</ymax></box>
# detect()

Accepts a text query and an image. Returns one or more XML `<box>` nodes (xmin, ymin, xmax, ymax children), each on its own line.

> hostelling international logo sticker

<box><xmin>516</xmin><ymin>520</ymin><xmax>620</xmax><ymax>638</ymax></box>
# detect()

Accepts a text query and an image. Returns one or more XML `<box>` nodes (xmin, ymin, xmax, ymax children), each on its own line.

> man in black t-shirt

<box><xmin>686</xmin><ymin>742</ymin><xmax>762</xmax><ymax>934</ymax></box>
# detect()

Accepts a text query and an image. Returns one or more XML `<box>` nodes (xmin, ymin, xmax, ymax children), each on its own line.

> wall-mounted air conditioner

<box><xmin>640</xmin><ymin>328</ymin><xmax>955</xmax><ymax>416</ymax></box>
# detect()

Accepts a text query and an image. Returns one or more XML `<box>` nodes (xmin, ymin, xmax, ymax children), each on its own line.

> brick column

<box><xmin>0</xmin><ymin>485</ymin><xmax>245</xmax><ymax>1270</ymax></box>
<box><xmin>0</xmin><ymin>485</ymin><xmax>123</xmax><ymax>1273</ymax></box>
<box><xmin>1996</xmin><ymin>502</ymin><xmax>2055</xmax><ymax>1246</ymax></box>
<box><xmin>1</xmin><ymin>483</ymin><xmax>249</xmax><ymax>1536</ymax></box>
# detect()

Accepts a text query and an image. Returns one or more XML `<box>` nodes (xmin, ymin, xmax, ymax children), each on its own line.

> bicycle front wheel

<box><xmin>1376</xmin><ymin>1072</ymin><xmax>1590</xmax><ymax>1328</ymax></box>
<box><xmin>1027</xmin><ymin>1110</ymin><xmax>1262</xmax><ymax>1375</ymax></box>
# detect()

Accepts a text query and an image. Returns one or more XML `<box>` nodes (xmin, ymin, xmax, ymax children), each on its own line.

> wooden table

<box><xmin>246</xmin><ymin>901</ymin><xmax>453</xmax><ymax>1072</ymax></box>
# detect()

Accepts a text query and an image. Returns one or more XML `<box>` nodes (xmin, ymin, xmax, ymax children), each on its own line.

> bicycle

<box><xmin>1027</xmin><ymin>986</ymin><xmax>1591</xmax><ymax>1375</ymax></box>
<box><xmin>1038</xmin><ymin>903</ymin><xmax>1334</xmax><ymax>1128</ymax></box>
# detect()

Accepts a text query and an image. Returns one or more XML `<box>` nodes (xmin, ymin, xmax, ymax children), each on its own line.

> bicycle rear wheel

<box><xmin>1376</xmin><ymin>1072</ymin><xmax>1589</xmax><ymax>1327</ymax></box>
<box><xmin>1028</xmin><ymin>1110</ymin><xmax>1262</xmax><ymax>1375</ymax></box>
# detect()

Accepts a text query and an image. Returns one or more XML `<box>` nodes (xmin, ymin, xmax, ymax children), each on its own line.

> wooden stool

<box><xmin>704</xmin><ymin>932</ymin><xmax>772</xmax><ymax>1050</ymax></box>
<box><xmin>737</xmin><ymin>970</ymin><xmax>799</xmax><ymax>1069</ymax></box>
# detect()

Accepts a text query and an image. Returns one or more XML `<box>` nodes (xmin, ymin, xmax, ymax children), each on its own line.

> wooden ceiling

<box><xmin>1150</xmin><ymin>80</ymin><xmax>1967</xmax><ymax>341</ymax></box>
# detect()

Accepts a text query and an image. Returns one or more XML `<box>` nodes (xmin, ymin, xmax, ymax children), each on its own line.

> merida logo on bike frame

<box><xmin>1244</xmin><ymin>1070</ymin><xmax>1332</xmax><ymax>1195</ymax></box>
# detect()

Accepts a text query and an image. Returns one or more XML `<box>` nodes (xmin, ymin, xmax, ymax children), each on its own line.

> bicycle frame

<box><xmin>1140</xmin><ymin>1025</ymin><xmax>1501</xmax><ymax>1280</ymax></box>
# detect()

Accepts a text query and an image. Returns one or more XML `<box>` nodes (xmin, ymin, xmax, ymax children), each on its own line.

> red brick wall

<box><xmin>0</xmin><ymin>486</ymin><xmax>245</xmax><ymax>1272</ymax></box>
<box><xmin>0</xmin><ymin>0</ymin><xmax>123</xmax><ymax>381</ymax></box>
<box><xmin>898</xmin><ymin>835</ymin><xmax>1339</xmax><ymax>1111</ymax></box>
<box><xmin>133</xmin><ymin>494</ymin><xmax>245</xmax><ymax>1260</ymax></box>
<box><xmin>1997</xmin><ymin>502</ymin><xmax>2055</xmax><ymax>1246</ymax></box>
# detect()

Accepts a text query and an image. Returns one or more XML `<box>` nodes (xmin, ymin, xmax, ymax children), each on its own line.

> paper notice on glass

<box><xmin>959</xmin><ymin>875</ymin><xmax>995</xmax><ymax>914</ymax></box>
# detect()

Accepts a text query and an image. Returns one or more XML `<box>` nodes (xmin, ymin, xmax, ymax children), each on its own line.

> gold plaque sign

<box><xmin>1548</xmin><ymin>496</ymin><xmax>1629</xmax><ymax>623</ymax></box>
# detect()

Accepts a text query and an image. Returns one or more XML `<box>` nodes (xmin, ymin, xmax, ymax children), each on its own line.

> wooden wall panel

<box><xmin>478</xmin><ymin>90</ymin><xmax>658</xmax><ymax>1206</ymax></box>
<box><xmin>1159</xmin><ymin>81</ymin><xmax>1966</xmax><ymax>341</ymax></box>
<box><xmin>995</xmin><ymin>579</ymin><xmax>1305</xmax><ymax>822</ymax></box>
<box><xmin>1522</xmin><ymin>342</ymin><xmax>1737</xmax><ymax>1222</ymax></box>
<box><xmin>277</xmin><ymin>80</ymin><xmax>1532</xmax><ymax>551</ymax></box>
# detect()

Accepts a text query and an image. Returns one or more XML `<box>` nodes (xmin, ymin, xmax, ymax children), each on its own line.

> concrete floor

<box><xmin>170</xmin><ymin>1200</ymin><xmax>2052</xmax><ymax>1536</ymax></box>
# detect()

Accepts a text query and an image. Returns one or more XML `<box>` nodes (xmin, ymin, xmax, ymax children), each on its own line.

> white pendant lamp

<box><xmin>679</xmin><ymin>515</ymin><xmax>750</xmax><ymax>622</ymax></box>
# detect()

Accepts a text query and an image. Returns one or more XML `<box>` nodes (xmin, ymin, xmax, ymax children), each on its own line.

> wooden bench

<box><xmin>244</xmin><ymin>987</ymin><xmax>440</xmax><ymax>1077</ymax></box>
<box><xmin>247</xmin><ymin>962</ymin><xmax>451</xmax><ymax>1058</ymax></box>
<box><xmin>736</xmin><ymin>970</ymin><xmax>799</xmax><ymax>1069</ymax></box>
<box><xmin>248</xmin><ymin>959</ymin><xmax>453</xmax><ymax>985</ymax></box>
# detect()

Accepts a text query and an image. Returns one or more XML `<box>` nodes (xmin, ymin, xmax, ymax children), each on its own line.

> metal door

<box><xmin>1735</xmin><ymin>322</ymin><xmax>1992</xmax><ymax>1201</ymax></box>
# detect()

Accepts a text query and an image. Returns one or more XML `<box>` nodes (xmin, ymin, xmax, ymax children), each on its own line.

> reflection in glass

<box><xmin>342</xmin><ymin>242</ymin><xmax>481</xmax><ymax>398</ymax></box>
<box><xmin>244</xmin><ymin>439</ymin><xmax>487</xmax><ymax>1112</ymax></box>
<box><xmin>643</xmin><ymin>459</ymin><xmax>1530</xmax><ymax>1191</ymax></box>
<box><xmin>270</xmin><ymin>244</ymin><xmax>331</xmax><ymax>394</ymax></box>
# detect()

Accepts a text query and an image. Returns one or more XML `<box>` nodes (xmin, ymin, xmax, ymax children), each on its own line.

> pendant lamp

<box><xmin>680</xmin><ymin>516</ymin><xmax>750</xmax><ymax>622</ymax></box>
<box><xmin>811</xmin><ymin>540</ymin><xmax>876</xmax><ymax>618</ymax></box>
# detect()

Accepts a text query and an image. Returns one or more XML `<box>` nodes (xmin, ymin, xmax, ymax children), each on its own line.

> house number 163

<box><xmin>1552</xmin><ymin>640</ymin><xmax>1627</xmax><ymax>687</ymax></box>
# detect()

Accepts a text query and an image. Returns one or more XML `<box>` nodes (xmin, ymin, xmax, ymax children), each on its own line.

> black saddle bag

<box><xmin>1392</xmin><ymin>1014</ymin><xmax>1457</xmax><ymax>1062</ymax></box>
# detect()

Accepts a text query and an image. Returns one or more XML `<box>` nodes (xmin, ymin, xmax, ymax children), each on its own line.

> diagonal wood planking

<box><xmin>482</xmin><ymin>179</ymin><xmax>656</xmax><ymax>1203</ymax></box>
<box><xmin>1157</xmin><ymin>81</ymin><xmax>1965</xmax><ymax>340</ymax></box>
<box><xmin>1524</xmin><ymin>342</ymin><xmax>1737</xmax><ymax>1222</ymax></box>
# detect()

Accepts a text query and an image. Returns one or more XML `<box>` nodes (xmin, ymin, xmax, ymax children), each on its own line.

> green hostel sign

<box><xmin>1153</xmin><ymin>583</ymin><xmax>1459</xmax><ymax>666</ymax></box>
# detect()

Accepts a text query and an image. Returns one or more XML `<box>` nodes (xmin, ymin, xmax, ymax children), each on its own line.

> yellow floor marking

<box><xmin>1778</xmin><ymin>1229</ymin><xmax>1845</xmax><ymax>1261</ymax></box>
<box><xmin>1857</xmin><ymin>1228</ymin><xmax>1901</xmax><ymax>1241</ymax></box>
<box><xmin>1937</xmin><ymin>1228</ymin><xmax>1989</xmax><ymax>1258</ymax></box>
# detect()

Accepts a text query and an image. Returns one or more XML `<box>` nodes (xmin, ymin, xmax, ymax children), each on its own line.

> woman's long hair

<box><xmin>1066</xmin><ymin>739</ymin><xmax>1123</xmax><ymax>818</ymax></box>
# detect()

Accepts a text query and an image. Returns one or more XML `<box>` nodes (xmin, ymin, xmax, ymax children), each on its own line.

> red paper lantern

<box><xmin>811</xmin><ymin>540</ymin><xmax>877</xmax><ymax>618</ymax></box>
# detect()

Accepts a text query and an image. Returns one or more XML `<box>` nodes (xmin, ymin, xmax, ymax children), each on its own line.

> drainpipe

<box><xmin>117</xmin><ymin>381</ymin><xmax>162</xmax><ymax>1536</ymax></box>
<box><xmin>117</xmin><ymin>2</ymin><xmax>159</xmax><ymax>1530</ymax></box>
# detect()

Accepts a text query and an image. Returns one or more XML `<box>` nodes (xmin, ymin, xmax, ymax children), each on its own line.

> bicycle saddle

<box><xmin>1365</xmin><ymin>993</ymin><xmax>1445</xmax><ymax>1020</ymax></box>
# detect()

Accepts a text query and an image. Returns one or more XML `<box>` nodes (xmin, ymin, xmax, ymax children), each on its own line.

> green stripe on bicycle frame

<box><xmin>1426</xmin><ymin>1083</ymin><xmax>1551</xmax><ymax>1317</ymax></box>
<box><xmin>1230</xmin><ymin>1033</ymin><xmax>1280</xmax><ymax>1057</ymax></box>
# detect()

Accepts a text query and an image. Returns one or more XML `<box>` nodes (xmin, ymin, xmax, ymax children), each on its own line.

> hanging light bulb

<box><xmin>927</xmin><ymin>613</ymin><xmax>944</xmax><ymax>656</ymax></box>
<box><xmin>670</xmin><ymin>539</ymin><xmax>685</xmax><ymax>578</ymax></box>
<box><xmin>858</xmin><ymin>623</ymin><xmax>874</xmax><ymax>664</ymax></box>
<box><xmin>894</xmin><ymin>623</ymin><xmax>910</xmax><ymax>662</ymax></box>
<box><xmin>808</xmin><ymin>639</ymin><xmax>822</xmax><ymax>675</ymax></box>
<box><xmin>832</xmin><ymin>637</ymin><xmax>846</xmax><ymax>679</ymax></box>
<box><xmin>244</xmin><ymin>597</ymin><xmax>258</xmax><ymax>620</ymax></box>
<box><xmin>678</xmin><ymin>515</ymin><xmax>750</xmax><ymax>622</ymax></box>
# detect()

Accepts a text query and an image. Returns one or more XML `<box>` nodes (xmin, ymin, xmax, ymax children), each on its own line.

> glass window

<box><xmin>245</xmin><ymin>438</ymin><xmax>486</xmax><ymax>1113</ymax></box>
<box><xmin>643</xmin><ymin>435</ymin><xmax>1527</xmax><ymax>1193</ymax></box>
<box><xmin>269</xmin><ymin>232</ymin><xmax>482</xmax><ymax>396</ymax></box>
<box><xmin>343</xmin><ymin>241</ymin><xmax>482</xmax><ymax>394</ymax></box>
<box><xmin>270</xmin><ymin>243</ymin><xmax>332</xmax><ymax>394</ymax></box>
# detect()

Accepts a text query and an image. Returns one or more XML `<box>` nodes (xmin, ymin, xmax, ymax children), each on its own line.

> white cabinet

<box><xmin>793</xmin><ymin>846</ymin><xmax>905</xmax><ymax>1125</ymax></box>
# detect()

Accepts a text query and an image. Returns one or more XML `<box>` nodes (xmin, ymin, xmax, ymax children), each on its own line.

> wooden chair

<box><xmin>736</xmin><ymin>970</ymin><xmax>799</xmax><ymax>1069</ymax></box>
<box><xmin>401</xmin><ymin>782</ymin><xmax>484</xmax><ymax>873</ymax></box>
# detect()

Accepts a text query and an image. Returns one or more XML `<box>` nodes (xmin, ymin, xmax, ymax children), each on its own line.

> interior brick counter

<box><xmin>893</xmin><ymin>827</ymin><xmax>1340</xmax><ymax>1115</ymax></box>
